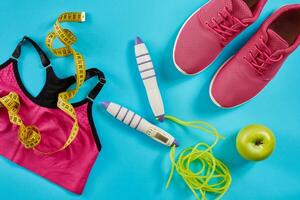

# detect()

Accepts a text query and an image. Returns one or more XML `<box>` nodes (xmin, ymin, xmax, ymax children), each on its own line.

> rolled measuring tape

<box><xmin>0</xmin><ymin>92</ymin><xmax>41</xmax><ymax>149</ymax></box>
<box><xmin>35</xmin><ymin>12</ymin><xmax>87</xmax><ymax>154</ymax></box>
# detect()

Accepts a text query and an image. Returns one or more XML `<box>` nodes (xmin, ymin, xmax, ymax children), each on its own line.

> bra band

<box><xmin>12</xmin><ymin>36</ymin><xmax>51</xmax><ymax>67</ymax></box>
<box><xmin>85</xmin><ymin>68</ymin><xmax>106</xmax><ymax>101</ymax></box>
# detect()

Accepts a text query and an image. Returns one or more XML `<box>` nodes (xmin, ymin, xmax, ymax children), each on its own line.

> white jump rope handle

<box><xmin>102</xmin><ymin>102</ymin><xmax>178</xmax><ymax>147</ymax></box>
<box><xmin>134</xmin><ymin>37</ymin><xmax>165</xmax><ymax>122</ymax></box>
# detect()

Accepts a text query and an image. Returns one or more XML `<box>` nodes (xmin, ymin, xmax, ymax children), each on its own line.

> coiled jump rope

<box><xmin>164</xmin><ymin>115</ymin><xmax>232</xmax><ymax>200</ymax></box>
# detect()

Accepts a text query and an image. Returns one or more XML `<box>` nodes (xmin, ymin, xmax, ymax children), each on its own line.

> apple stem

<box><xmin>255</xmin><ymin>140</ymin><xmax>264</xmax><ymax>146</ymax></box>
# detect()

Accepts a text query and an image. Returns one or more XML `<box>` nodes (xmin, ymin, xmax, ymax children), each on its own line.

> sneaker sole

<box><xmin>209</xmin><ymin>57</ymin><xmax>233</xmax><ymax>109</ymax></box>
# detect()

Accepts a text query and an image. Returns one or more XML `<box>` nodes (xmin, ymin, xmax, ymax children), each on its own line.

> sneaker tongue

<box><xmin>226</xmin><ymin>0</ymin><xmax>253</xmax><ymax>19</ymax></box>
<box><xmin>266</xmin><ymin>29</ymin><xmax>289</xmax><ymax>52</ymax></box>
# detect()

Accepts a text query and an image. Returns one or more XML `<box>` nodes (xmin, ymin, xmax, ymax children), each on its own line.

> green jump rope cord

<box><xmin>164</xmin><ymin>115</ymin><xmax>232</xmax><ymax>200</ymax></box>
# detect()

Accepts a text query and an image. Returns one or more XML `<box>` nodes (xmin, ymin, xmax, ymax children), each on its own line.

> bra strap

<box><xmin>12</xmin><ymin>36</ymin><xmax>51</xmax><ymax>68</ymax></box>
<box><xmin>85</xmin><ymin>68</ymin><xmax>106</xmax><ymax>101</ymax></box>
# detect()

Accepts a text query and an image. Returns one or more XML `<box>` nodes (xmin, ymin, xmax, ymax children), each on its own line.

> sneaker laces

<box><xmin>244</xmin><ymin>37</ymin><xmax>284</xmax><ymax>75</ymax></box>
<box><xmin>206</xmin><ymin>7</ymin><xmax>248</xmax><ymax>43</ymax></box>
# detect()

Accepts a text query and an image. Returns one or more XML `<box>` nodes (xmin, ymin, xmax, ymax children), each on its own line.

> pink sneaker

<box><xmin>210</xmin><ymin>4</ymin><xmax>300</xmax><ymax>108</ymax></box>
<box><xmin>173</xmin><ymin>0</ymin><xmax>267</xmax><ymax>75</ymax></box>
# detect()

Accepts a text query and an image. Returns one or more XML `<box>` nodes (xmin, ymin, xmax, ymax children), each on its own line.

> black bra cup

<box><xmin>12</xmin><ymin>36</ymin><xmax>76</xmax><ymax>108</ymax></box>
<box><xmin>35</xmin><ymin>67</ymin><xmax>76</xmax><ymax>108</ymax></box>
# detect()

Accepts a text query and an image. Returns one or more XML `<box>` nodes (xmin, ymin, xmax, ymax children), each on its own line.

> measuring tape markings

<box><xmin>33</xmin><ymin>12</ymin><xmax>88</xmax><ymax>154</ymax></box>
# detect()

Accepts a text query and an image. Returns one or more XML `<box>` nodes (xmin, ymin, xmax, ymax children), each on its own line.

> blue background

<box><xmin>0</xmin><ymin>0</ymin><xmax>299</xmax><ymax>199</ymax></box>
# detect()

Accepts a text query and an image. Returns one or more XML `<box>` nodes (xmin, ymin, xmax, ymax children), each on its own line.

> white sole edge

<box><xmin>209</xmin><ymin>57</ymin><xmax>233</xmax><ymax>109</ymax></box>
<box><xmin>173</xmin><ymin>1</ymin><xmax>211</xmax><ymax>76</ymax></box>
<box><xmin>209</xmin><ymin>56</ymin><xmax>264</xmax><ymax>109</ymax></box>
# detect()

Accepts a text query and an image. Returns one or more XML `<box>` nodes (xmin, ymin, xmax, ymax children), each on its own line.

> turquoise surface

<box><xmin>0</xmin><ymin>0</ymin><xmax>299</xmax><ymax>199</ymax></box>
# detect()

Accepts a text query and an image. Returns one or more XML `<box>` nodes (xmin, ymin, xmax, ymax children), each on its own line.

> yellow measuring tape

<box><xmin>32</xmin><ymin>12</ymin><xmax>88</xmax><ymax>154</ymax></box>
<box><xmin>0</xmin><ymin>12</ymin><xmax>90</xmax><ymax>153</ymax></box>
<box><xmin>164</xmin><ymin>115</ymin><xmax>232</xmax><ymax>200</ymax></box>
<box><xmin>0</xmin><ymin>92</ymin><xmax>41</xmax><ymax>149</ymax></box>
<box><xmin>0</xmin><ymin>12</ymin><xmax>91</xmax><ymax>153</ymax></box>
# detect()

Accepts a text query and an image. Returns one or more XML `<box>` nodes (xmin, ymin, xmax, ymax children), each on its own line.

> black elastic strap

<box><xmin>12</xmin><ymin>36</ymin><xmax>51</xmax><ymax>67</ymax></box>
<box><xmin>85</xmin><ymin>68</ymin><xmax>106</xmax><ymax>101</ymax></box>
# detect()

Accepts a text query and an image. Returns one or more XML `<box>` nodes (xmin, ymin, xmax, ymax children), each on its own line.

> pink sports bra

<box><xmin>0</xmin><ymin>36</ymin><xmax>106</xmax><ymax>194</ymax></box>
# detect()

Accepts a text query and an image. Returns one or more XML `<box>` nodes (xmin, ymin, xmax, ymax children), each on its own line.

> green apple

<box><xmin>236</xmin><ymin>124</ymin><xmax>275</xmax><ymax>161</ymax></box>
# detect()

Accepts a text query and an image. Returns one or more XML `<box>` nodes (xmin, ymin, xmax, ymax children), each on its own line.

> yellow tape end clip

<box><xmin>81</xmin><ymin>12</ymin><xmax>86</xmax><ymax>22</ymax></box>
